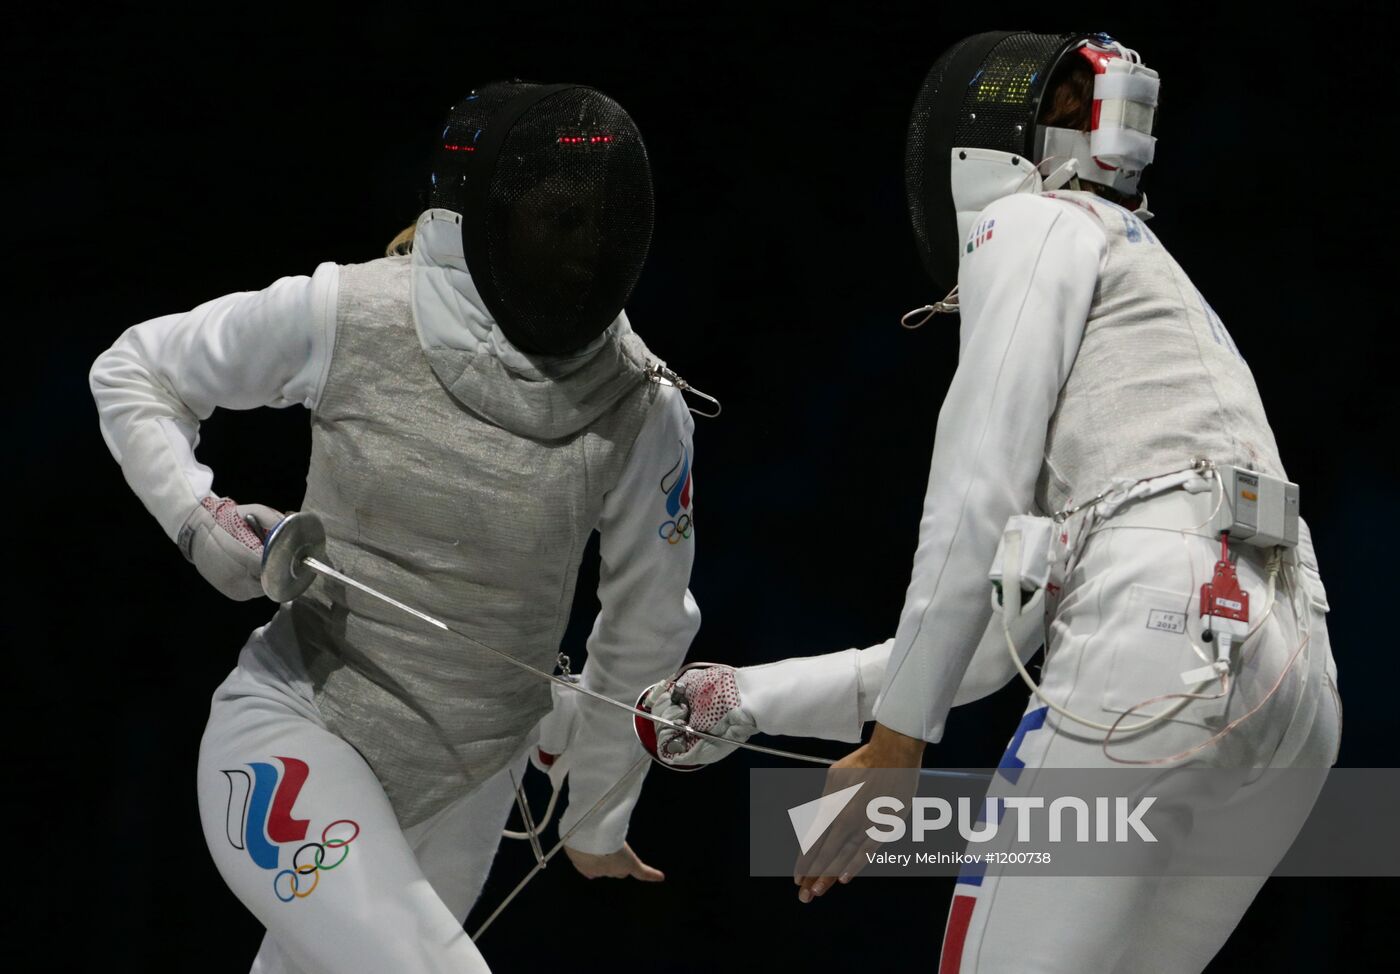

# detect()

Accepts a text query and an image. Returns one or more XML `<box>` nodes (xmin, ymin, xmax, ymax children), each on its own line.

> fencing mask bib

<box><xmin>905</xmin><ymin>32</ymin><xmax>1159</xmax><ymax>294</ymax></box>
<box><xmin>427</xmin><ymin>82</ymin><xmax>654</xmax><ymax>356</ymax></box>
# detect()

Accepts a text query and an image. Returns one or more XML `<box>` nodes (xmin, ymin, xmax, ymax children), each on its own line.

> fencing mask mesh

<box><xmin>429</xmin><ymin>82</ymin><xmax>654</xmax><ymax>356</ymax></box>
<box><xmin>905</xmin><ymin>31</ymin><xmax>1081</xmax><ymax>293</ymax></box>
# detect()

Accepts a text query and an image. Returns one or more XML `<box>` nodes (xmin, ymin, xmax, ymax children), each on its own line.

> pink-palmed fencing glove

<box><xmin>177</xmin><ymin>496</ymin><xmax>283</xmax><ymax>601</ymax></box>
<box><xmin>634</xmin><ymin>664</ymin><xmax>757</xmax><ymax>769</ymax></box>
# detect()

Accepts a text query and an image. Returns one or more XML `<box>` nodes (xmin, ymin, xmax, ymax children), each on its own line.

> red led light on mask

<box><xmin>556</xmin><ymin>133</ymin><xmax>615</xmax><ymax>145</ymax></box>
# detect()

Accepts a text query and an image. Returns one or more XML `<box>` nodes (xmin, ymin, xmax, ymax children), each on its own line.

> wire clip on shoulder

<box><xmin>645</xmin><ymin>363</ymin><xmax>722</xmax><ymax>418</ymax></box>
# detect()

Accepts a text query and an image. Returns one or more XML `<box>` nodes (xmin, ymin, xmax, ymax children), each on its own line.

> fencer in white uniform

<box><xmin>638</xmin><ymin>32</ymin><xmax>1340</xmax><ymax>974</ymax></box>
<box><xmin>91</xmin><ymin>82</ymin><xmax>701</xmax><ymax>974</ymax></box>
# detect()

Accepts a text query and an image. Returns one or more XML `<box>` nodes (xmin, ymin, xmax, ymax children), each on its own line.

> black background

<box><xmin>13</xmin><ymin>1</ymin><xmax>1393</xmax><ymax>970</ymax></box>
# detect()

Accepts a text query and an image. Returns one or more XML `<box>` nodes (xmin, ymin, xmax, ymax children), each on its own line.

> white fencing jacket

<box><xmin>874</xmin><ymin>193</ymin><xmax>1107</xmax><ymax>742</ymax></box>
<box><xmin>90</xmin><ymin>231</ymin><xmax>701</xmax><ymax>851</ymax></box>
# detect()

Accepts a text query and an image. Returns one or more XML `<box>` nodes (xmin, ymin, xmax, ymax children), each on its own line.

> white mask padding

<box><xmin>1091</xmin><ymin>59</ymin><xmax>1159</xmax><ymax>170</ymax></box>
<box><xmin>1039</xmin><ymin>126</ymin><xmax>1143</xmax><ymax>195</ymax></box>
<box><xmin>1095</xmin><ymin>63</ymin><xmax>1159</xmax><ymax>106</ymax></box>
<box><xmin>949</xmin><ymin>146</ymin><xmax>1044</xmax><ymax>247</ymax></box>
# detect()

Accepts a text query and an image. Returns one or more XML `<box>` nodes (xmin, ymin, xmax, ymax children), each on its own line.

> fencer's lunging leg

<box><xmin>197</xmin><ymin>656</ymin><xmax>494</xmax><ymax>974</ymax></box>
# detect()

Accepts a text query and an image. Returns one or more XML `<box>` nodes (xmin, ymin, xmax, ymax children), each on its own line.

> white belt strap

<box><xmin>1062</xmin><ymin>463</ymin><xmax>1215</xmax><ymax>523</ymax></box>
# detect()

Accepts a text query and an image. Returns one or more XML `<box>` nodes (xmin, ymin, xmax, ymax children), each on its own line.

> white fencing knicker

<box><xmin>938</xmin><ymin>485</ymin><xmax>1340</xmax><ymax>974</ymax></box>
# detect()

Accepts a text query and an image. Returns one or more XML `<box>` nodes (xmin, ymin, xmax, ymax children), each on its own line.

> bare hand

<box><xmin>564</xmin><ymin>841</ymin><xmax>665</xmax><ymax>882</ymax></box>
<box><xmin>796</xmin><ymin>722</ymin><xmax>924</xmax><ymax>903</ymax></box>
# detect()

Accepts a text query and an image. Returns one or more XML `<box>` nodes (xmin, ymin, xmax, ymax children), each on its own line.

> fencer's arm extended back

<box><xmin>862</xmin><ymin>625</ymin><xmax>1037</xmax><ymax>716</ymax></box>
<box><xmin>874</xmin><ymin>194</ymin><xmax>1107</xmax><ymax>743</ymax></box>
<box><xmin>559</xmin><ymin>385</ymin><xmax>702</xmax><ymax>854</ymax></box>
<box><xmin>88</xmin><ymin>264</ymin><xmax>339</xmax><ymax>541</ymax></box>
<box><xmin>735</xmin><ymin>623</ymin><xmax>1029</xmax><ymax>744</ymax></box>
<box><xmin>733</xmin><ymin>646</ymin><xmax>879</xmax><ymax>744</ymax></box>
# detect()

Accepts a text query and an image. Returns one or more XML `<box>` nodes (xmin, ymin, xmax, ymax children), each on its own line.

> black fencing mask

<box><xmin>905</xmin><ymin>32</ymin><xmax>1160</xmax><ymax>298</ymax></box>
<box><xmin>428</xmin><ymin>82</ymin><xmax>654</xmax><ymax>356</ymax></box>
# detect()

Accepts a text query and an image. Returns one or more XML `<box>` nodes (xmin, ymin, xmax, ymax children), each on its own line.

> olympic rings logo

<box><xmin>272</xmin><ymin>819</ymin><xmax>360</xmax><ymax>903</ymax></box>
<box><xmin>658</xmin><ymin>513</ymin><xmax>693</xmax><ymax>544</ymax></box>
